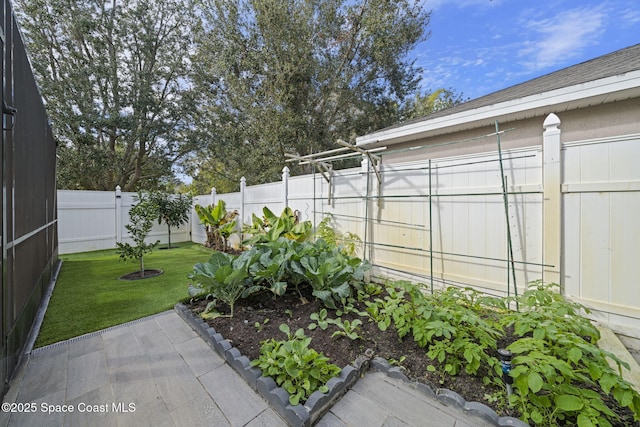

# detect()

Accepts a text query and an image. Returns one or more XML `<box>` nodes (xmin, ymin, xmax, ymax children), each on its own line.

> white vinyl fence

<box><xmin>57</xmin><ymin>114</ymin><xmax>640</xmax><ymax>340</ymax></box>
<box><xmin>57</xmin><ymin>188</ymin><xmax>191</xmax><ymax>254</ymax></box>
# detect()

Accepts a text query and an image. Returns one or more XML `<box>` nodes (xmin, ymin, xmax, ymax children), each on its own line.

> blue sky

<box><xmin>413</xmin><ymin>0</ymin><xmax>640</xmax><ymax>100</ymax></box>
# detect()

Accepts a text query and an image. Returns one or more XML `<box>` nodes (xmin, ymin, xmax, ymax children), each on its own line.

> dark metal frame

<box><xmin>1</xmin><ymin>0</ymin><xmax>58</xmax><ymax>396</ymax></box>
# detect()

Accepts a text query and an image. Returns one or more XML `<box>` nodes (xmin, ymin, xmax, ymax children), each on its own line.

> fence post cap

<box><xmin>543</xmin><ymin>113</ymin><xmax>561</xmax><ymax>130</ymax></box>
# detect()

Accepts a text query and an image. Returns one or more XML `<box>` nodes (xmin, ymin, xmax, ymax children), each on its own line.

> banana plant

<box><xmin>243</xmin><ymin>206</ymin><xmax>312</xmax><ymax>245</ymax></box>
<box><xmin>195</xmin><ymin>200</ymin><xmax>237</xmax><ymax>251</ymax></box>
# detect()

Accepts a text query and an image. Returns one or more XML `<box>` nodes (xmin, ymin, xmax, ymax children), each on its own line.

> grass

<box><xmin>35</xmin><ymin>241</ymin><xmax>216</xmax><ymax>347</ymax></box>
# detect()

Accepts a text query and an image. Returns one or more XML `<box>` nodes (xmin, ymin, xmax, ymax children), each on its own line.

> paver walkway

<box><xmin>1</xmin><ymin>311</ymin><xmax>495</xmax><ymax>426</ymax></box>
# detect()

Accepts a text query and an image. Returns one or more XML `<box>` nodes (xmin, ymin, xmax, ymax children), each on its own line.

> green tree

<box><xmin>150</xmin><ymin>192</ymin><xmax>193</xmax><ymax>249</ymax></box>
<box><xmin>402</xmin><ymin>88</ymin><xmax>467</xmax><ymax>120</ymax></box>
<box><xmin>15</xmin><ymin>0</ymin><xmax>200</xmax><ymax>191</ymax></box>
<box><xmin>182</xmin><ymin>157</ymin><xmax>238</xmax><ymax>195</ymax></box>
<box><xmin>116</xmin><ymin>192</ymin><xmax>160</xmax><ymax>276</ymax></box>
<box><xmin>190</xmin><ymin>0</ymin><xmax>430</xmax><ymax>188</ymax></box>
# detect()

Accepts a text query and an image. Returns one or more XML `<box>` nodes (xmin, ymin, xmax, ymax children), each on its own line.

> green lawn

<box><xmin>35</xmin><ymin>241</ymin><xmax>215</xmax><ymax>347</ymax></box>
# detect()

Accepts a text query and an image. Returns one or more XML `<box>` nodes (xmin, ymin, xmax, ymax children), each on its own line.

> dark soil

<box><xmin>118</xmin><ymin>269</ymin><xmax>163</xmax><ymax>280</ymax></box>
<box><xmin>186</xmin><ymin>285</ymin><xmax>637</xmax><ymax>426</ymax></box>
<box><xmin>186</xmin><ymin>285</ymin><xmax>520</xmax><ymax>419</ymax></box>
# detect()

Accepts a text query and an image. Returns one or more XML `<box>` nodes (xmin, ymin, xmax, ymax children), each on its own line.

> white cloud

<box><xmin>518</xmin><ymin>6</ymin><xmax>606</xmax><ymax>71</ymax></box>
<box><xmin>619</xmin><ymin>8</ymin><xmax>640</xmax><ymax>27</ymax></box>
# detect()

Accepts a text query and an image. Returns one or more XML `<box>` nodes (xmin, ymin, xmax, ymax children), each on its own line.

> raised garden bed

<box><xmin>178</xmin><ymin>223</ymin><xmax>639</xmax><ymax>427</ymax></box>
<box><xmin>174</xmin><ymin>301</ymin><xmax>370</xmax><ymax>426</ymax></box>
<box><xmin>176</xmin><ymin>285</ymin><xmax>532</xmax><ymax>426</ymax></box>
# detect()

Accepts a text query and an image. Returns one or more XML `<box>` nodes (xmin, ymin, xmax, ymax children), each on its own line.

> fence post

<box><xmin>282</xmin><ymin>166</ymin><xmax>290</xmax><ymax>209</ymax></box>
<box><xmin>240</xmin><ymin>176</ymin><xmax>246</xmax><ymax>235</ymax></box>
<box><xmin>115</xmin><ymin>185</ymin><xmax>122</xmax><ymax>244</ymax></box>
<box><xmin>542</xmin><ymin>113</ymin><xmax>562</xmax><ymax>287</ymax></box>
<box><xmin>211</xmin><ymin>187</ymin><xmax>217</xmax><ymax>205</ymax></box>
<box><xmin>361</xmin><ymin>157</ymin><xmax>370</xmax><ymax>261</ymax></box>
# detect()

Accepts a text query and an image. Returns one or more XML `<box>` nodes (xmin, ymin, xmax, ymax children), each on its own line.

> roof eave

<box><xmin>356</xmin><ymin>69</ymin><xmax>640</xmax><ymax>147</ymax></box>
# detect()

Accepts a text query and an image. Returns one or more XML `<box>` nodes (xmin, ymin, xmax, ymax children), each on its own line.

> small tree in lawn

<box><xmin>117</xmin><ymin>192</ymin><xmax>160</xmax><ymax>277</ymax></box>
<box><xmin>151</xmin><ymin>192</ymin><xmax>193</xmax><ymax>249</ymax></box>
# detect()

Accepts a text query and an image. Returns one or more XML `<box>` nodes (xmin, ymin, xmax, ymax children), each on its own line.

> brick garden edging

<box><xmin>175</xmin><ymin>303</ymin><xmax>529</xmax><ymax>427</ymax></box>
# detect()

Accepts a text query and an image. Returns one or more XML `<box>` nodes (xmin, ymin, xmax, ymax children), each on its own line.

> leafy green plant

<box><xmin>251</xmin><ymin>324</ymin><xmax>341</xmax><ymax>405</ymax></box>
<box><xmin>361</xmin><ymin>282</ymin><xmax>383</xmax><ymax>298</ymax></box>
<box><xmin>483</xmin><ymin>391</ymin><xmax>508</xmax><ymax>411</ymax></box>
<box><xmin>369</xmin><ymin>282</ymin><xmax>502</xmax><ymax>382</ymax></box>
<box><xmin>116</xmin><ymin>191</ymin><xmax>160</xmax><ymax>275</ymax></box>
<box><xmin>308</xmin><ymin>308</ymin><xmax>332</xmax><ymax>331</ymax></box>
<box><xmin>315</xmin><ymin>214</ymin><xmax>362</xmax><ymax>256</ymax></box>
<box><xmin>255</xmin><ymin>318</ymin><xmax>270</xmax><ymax>332</ymax></box>
<box><xmin>150</xmin><ymin>191</ymin><xmax>193</xmax><ymax>249</ymax></box>
<box><xmin>188</xmin><ymin>252</ymin><xmax>252</xmax><ymax>317</ymax></box>
<box><xmin>243</xmin><ymin>207</ymin><xmax>312</xmax><ymax>245</ymax></box>
<box><xmin>195</xmin><ymin>200</ymin><xmax>238</xmax><ymax>251</ymax></box>
<box><xmin>188</xmin><ymin>236</ymin><xmax>371</xmax><ymax>308</ymax></box>
<box><xmin>423</xmin><ymin>287</ymin><xmax>503</xmax><ymax>379</ymax></box>
<box><xmin>364</xmin><ymin>282</ymin><xmax>413</xmax><ymax>334</ymax></box>
<box><xmin>245</xmin><ymin>239</ymin><xmax>293</xmax><ymax>297</ymax></box>
<box><xmin>388</xmin><ymin>355</ymin><xmax>406</xmax><ymax>367</ymax></box>
<box><xmin>331</xmin><ymin>318</ymin><xmax>363</xmax><ymax>340</ymax></box>
<box><xmin>367</xmin><ymin>280</ymin><xmax>640</xmax><ymax>426</ymax></box>
<box><xmin>501</xmin><ymin>282</ymin><xmax>640</xmax><ymax>426</ymax></box>
<box><xmin>291</xmin><ymin>241</ymin><xmax>371</xmax><ymax>309</ymax></box>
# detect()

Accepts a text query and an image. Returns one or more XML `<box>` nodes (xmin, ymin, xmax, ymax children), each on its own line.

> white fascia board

<box><xmin>356</xmin><ymin>69</ymin><xmax>640</xmax><ymax>147</ymax></box>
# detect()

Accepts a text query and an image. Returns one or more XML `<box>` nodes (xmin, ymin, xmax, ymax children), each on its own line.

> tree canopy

<box><xmin>188</xmin><ymin>0</ymin><xmax>431</xmax><ymax>190</ymax></box>
<box><xmin>15</xmin><ymin>0</ymin><xmax>200</xmax><ymax>191</ymax></box>
<box><xmin>17</xmin><ymin>0</ymin><xmax>468</xmax><ymax>193</ymax></box>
